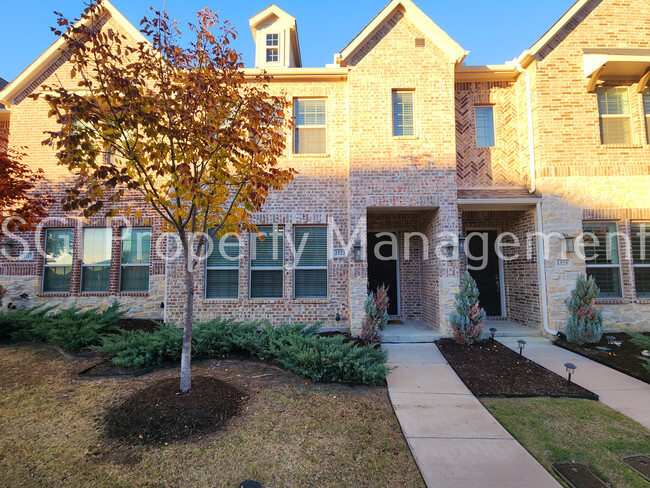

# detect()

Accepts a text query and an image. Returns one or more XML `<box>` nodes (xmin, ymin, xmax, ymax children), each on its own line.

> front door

<box><xmin>367</xmin><ymin>232</ymin><xmax>399</xmax><ymax>316</ymax></box>
<box><xmin>466</xmin><ymin>230</ymin><xmax>503</xmax><ymax>317</ymax></box>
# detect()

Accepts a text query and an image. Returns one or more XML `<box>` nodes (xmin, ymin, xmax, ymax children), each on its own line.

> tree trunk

<box><xmin>180</xmin><ymin>244</ymin><xmax>194</xmax><ymax>393</ymax></box>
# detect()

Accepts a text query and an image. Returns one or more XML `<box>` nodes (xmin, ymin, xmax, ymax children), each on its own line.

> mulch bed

<box><xmin>555</xmin><ymin>332</ymin><xmax>650</xmax><ymax>384</ymax></box>
<box><xmin>437</xmin><ymin>338</ymin><xmax>598</xmax><ymax>399</ymax></box>
<box><xmin>551</xmin><ymin>463</ymin><xmax>610</xmax><ymax>488</ymax></box>
<box><xmin>104</xmin><ymin>376</ymin><xmax>246</xmax><ymax>445</ymax></box>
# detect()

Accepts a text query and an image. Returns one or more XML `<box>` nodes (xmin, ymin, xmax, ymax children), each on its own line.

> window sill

<box><xmin>202</xmin><ymin>298</ymin><xmax>239</xmax><ymax>303</ymax></box>
<box><xmin>248</xmin><ymin>298</ymin><xmax>284</xmax><ymax>303</ymax></box>
<box><xmin>292</xmin><ymin>298</ymin><xmax>329</xmax><ymax>304</ymax></box>
<box><xmin>635</xmin><ymin>298</ymin><xmax>650</xmax><ymax>304</ymax></box>
<box><xmin>595</xmin><ymin>298</ymin><xmax>629</xmax><ymax>305</ymax></box>
<box><xmin>37</xmin><ymin>292</ymin><xmax>71</xmax><ymax>298</ymax></box>
<box><xmin>290</xmin><ymin>153</ymin><xmax>330</xmax><ymax>158</ymax></box>
<box><xmin>600</xmin><ymin>144</ymin><xmax>643</xmax><ymax>149</ymax></box>
<box><xmin>392</xmin><ymin>136</ymin><xmax>418</xmax><ymax>141</ymax></box>
<box><xmin>118</xmin><ymin>292</ymin><xmax>149</xmax><ymax>297</ymax></box>
<box><xmin>79</xmin><ymin>292</ymin><xmax>111</xmax><ymax>297</ymax></box>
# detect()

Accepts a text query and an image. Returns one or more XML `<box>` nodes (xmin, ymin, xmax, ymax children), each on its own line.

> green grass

<box><xmin>483</xmin><ymin>397</ymin><xmax>650</xmax><ymax>488</ymax></box>
<box><xmin>0</xmin><ymin>343</ymin><xmax>423</xmax><ymax>488</ymax></box>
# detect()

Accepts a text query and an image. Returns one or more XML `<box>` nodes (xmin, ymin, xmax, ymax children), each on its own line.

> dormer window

<box><xmin>266</xmin><ymin>33</ymin><xmax>279</xmax><ymax>63</ymax></box>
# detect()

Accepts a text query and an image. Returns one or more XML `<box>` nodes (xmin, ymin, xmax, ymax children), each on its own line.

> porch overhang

<box><xmin>457</xmin><ymin>188</ymin><xmax>541</xmax><ymax>211</ymax></box>
<box><xmin>583</xmin><ymin>49</ymin><xmax>650</xmax><ymax>92</ymax></box>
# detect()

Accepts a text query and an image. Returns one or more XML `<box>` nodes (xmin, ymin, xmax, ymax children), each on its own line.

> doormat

<box><xmin>387</xmin><ymin>320</ymin><xmax>404</xmax><ymax>325</ymax></box>
<box><xmin>623</xmin><ymin>455</ymin><xmax>650</xmax><ymax>482</ymax></box>
<box><xmin>551</xmin><ymin>463</ymin><xmax>609</xmax><ymax>488</ymax></box>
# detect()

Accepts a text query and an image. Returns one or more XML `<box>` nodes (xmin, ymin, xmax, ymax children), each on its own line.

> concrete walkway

<box><xmin>500</xmin><ymin>336</ymin><xmax>650</xmax><ymax>430</ymax></box>
<box><xmin>384</xmin><ymin>343</ymin><xmax>560</xmax><ymax>488</ymax></box>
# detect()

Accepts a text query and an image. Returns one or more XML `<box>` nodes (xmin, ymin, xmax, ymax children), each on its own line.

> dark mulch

<box><xmin>555</xmin><ymin>332</ymin><xmax>650</xmax><ymax>384</ymax></box>
<box><xmin>437</xmin><ymin>338</ymin><xmax>598</xmax><ymax>399</ymax></box>
<box><xmin>623</xmin><ymin>455</ymin><xmax>650</xmax><ymax>482</ymax></box>
<box><xmin>117</xmin><ymin>318</ymin><xmax>160</xmax><ymax>333</ymax></box>
<box><xmin>552</xmin><ymin>463</ymin><xmax>610</xmax><ymax>488</ymax></box>
<box><xmin>104</xmin><ymin>376</ymin><xmax>246</xmax><ymax>445</ymax></box>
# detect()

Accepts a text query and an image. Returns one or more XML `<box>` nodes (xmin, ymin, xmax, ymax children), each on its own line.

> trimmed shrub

<box><xmin>449</xmin><ymin>272</ymin><xmax>485</xmax><ymax>346</ymax></box>
<box><xmin>2</xmin><ymin>302</ymin><xmax>124</xmax><ymax>350</ymax></box>
<box><xmin>98</xmin><ymin>319</ymin><xmax>391</xmax><ymax>385</ymax></box>
<box><xmin>566</xmin><ymin>274</ymin><xmax>603</xmax><ymax>344</ymax></box>
<box><xmin>360</xmin><ymin>284</ymin><xmax>389</xmax><ymax>345</ymax></box>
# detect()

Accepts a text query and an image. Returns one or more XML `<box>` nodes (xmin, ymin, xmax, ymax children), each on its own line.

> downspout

<box><xmin>518</xmin><ymin>62</ymin><xmax>558</xmax><ymax>335</ymax></box>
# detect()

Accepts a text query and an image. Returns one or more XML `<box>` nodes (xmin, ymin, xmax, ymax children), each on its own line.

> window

<box><xmin>81</xmin><ymin>228</ymin><xmax>112</xmax><ymax>292</ymax></box>
<box><xmin>206</xmin><ymin>234</ymin><xmax>239</xmax><ymax>299</ymax></box>
<box><xmin>43</xmin><ymin>229</ymin><xmax>74</xmax><ymax>292</ymax></box>
<box><xmin>294</xmin><ymin>226</ymin><xmax>328</xmax><ymax>298</ymax></box>
<box><xmin>631</xmin><ymin>222</ymin><xmax>650</xmax><ymax>297</ymax></box>
<box><xmin>120</xmin><ymin>228</ymin><xmax>150</xmax><ymax>292</ymax></box>
<box><xmin>266</xmin><ymin>33</ymin><xmax>278</xmax><ymax>63</ymax></box>
<box><xmin>250</xmin><ymin>226</ymin><xmax>284</xmax><ymax>298</ymax></box>
<box><xmin>582</xmin><ymin>222</ymin><xmax>622</xmax><ymax>298</ymax></box>
<box><xmin>475</xmin><ymin>106</ymin><xmax>495</xmax><ymax>147</ymax></box>
<box><xmin>392</xmin><ymin>90</ymin><xmax>415</xmax><ymax>136</ymax></box>
<box><xmin>597</xmin><ymin>87</ymin><xmax>632</xmax><ymax>145</ymax></box>
<box><xmin>643</xmin><ymin>89</ymin><xmax>650</xmax><ymax>144</ymax></box>
<box><xmin>293</xmin><ymin>98</ymin><xmax>326</xmax><ymax>154</ymax></box>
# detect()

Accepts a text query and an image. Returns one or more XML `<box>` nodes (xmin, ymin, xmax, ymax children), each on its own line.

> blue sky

<box><xmin>0</xmin><ymin>0</ymin><xmax>575</xmax><ymax>82</ymax></box>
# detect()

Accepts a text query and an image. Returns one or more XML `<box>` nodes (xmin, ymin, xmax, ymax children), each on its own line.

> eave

<box><xmin>242</xmin><ymin>67</ymin><xmax>349</xmax><ymax>81</ymax></box>
<box><xmin>455</xmin><ymin>64</ymin><xmax>519</xmax><ymax>82</ymax></box>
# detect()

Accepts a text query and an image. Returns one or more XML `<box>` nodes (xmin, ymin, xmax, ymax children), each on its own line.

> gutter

<box><xmin>535</xmin><ymin>202</ymin><xmax>558</xmax><ymax>336</ymax></box>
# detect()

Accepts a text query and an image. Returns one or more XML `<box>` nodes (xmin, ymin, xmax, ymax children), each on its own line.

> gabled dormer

<box><xmin>249</xmin><ymin>5</ymin><xmax>302</xmax><ymax>68</ymax></box>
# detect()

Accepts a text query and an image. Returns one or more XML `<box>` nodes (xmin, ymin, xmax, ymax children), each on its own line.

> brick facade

<box><xmin>2</xmin><ymin>0</ymin><xmax>650</xmax><ymax>333</ymax></box>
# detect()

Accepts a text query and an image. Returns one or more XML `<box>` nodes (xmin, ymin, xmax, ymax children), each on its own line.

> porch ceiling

<box><xmin>457</xmin><ymin>188</ymin><xmax>540</xmax><ymax>211</ymax></box>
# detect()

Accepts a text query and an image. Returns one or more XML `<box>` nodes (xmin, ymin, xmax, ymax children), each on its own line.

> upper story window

<box><xmin>250</xmin><ymin>226</ymin><xmax>284</xmax><ymax>298</ymax></box>
<box><xmin>43</xmin><ymin>229</ymin><xmax>74</xmax><ymax>293</ymax></box>
<box><xmin>81</xmin><ymin>228</ymin><xmax>112</xmax><ymax>292</ymax></box>
<box><xmin>293</xmin><ymin>98</ymin><xmax>326</xmax><ymax>154</ymax></box>
<box><xmin>582</xmin><ymin>222</ymin><xmax>622</xmax><ymax>298</ymax></box>
<box><xmin>266</xmin><ymin>33</ymin><xmax>279</xmax><ymax>63</ymax></box>
<box><xmin>597</xmin><ymin>87</ymin><xmax>632</xmax><ymax>145</ymax></box>
<box><xmin>120</xmin><ymin>228</ymin><xmax>151</xmax><ymax>292</ymax></box>
<box><xmin>294</xmin><ymin>226</ymin><xmax>328</xmax><ymax>299</ymax></box>
<box><xmin>392</xmin><ymin>90</ymin><xmax>415</xmax><ymax>137</ymax></box>
<box><xmin>631</xmin><ymin>222</ymin><xmax>650</xmax><ymax>298</ymax></box>
<box><xmin>643</xmin><ymin>89</ymin><xmax>650</xmax><ymax>144</ymax></box>
<box><xmin>206</xmin><ymin>234</ymin><xmax>239</xmax><ymax>299</ymax></box>
<box><xmin>475</xmin><ymin>106</ymin><xmax>495</xmax><ymax>147</ymax></box>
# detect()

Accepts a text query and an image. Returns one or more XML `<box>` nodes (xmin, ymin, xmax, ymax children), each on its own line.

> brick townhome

<box><xmin>1</xmin><ymin>0</ymin><xmax>649</xmax><ymax>335</ymax></box>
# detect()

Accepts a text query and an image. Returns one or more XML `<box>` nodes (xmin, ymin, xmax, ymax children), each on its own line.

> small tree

<box><xmin>360</xmin><ymin>284</ymin><xmax>389</xmax><ymax>345</ymax></box>
<box><xmin>38</xmin><ymin>2</ymin><xmax>295</xmax><ymax>392</ymax></box>
<box><xmin>0</xmin><ymin>150</ymin><xmax>53</xmax><ymax>232</ymax></box>
<box><xmin>566</xmin><ymin>274</ymin><xmax>602</xmax><ymax>344</ymax></box>
<box><xmin>449</xmin><ymin>272</ymin><xmax>485</xmax><ymax>346</ymax></box>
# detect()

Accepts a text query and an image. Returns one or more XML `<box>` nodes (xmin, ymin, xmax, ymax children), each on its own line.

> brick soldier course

<box><xmin>1</xmin><ymin>0</ymin><xmax>649</xmax><ymax>335</ymax></box>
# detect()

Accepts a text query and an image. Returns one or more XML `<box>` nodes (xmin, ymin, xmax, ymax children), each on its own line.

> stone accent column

<box><xmin>348</xmin><ymin>210</ymin><xmax>367</xmax><ymax>335</ymax></box>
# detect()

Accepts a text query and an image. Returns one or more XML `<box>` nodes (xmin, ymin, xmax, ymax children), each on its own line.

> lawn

<box><xmin>0</xmin><ymin>343</ymin><xmax>424</xmax><ymax>488</ymax></box>
<box><xmin>483</xmin><ymin>397</ymin><xmax>650</xmax><ymax>488</ymax></box>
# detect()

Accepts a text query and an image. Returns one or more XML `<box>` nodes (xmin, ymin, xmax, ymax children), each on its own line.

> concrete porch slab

<box><xmin>382</xmin><ymin>319</ymin><xmax>443</xmax><ymax>343</ymax></box>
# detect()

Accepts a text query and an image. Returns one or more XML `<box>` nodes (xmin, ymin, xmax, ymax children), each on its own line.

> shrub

<box><xmin>361</xmin><ymin>284</ymin><xmax>389</xmax><ymax>345</ymax></box>
<box><xmin>449</xmin><ymin>272</ymin><xmax>485</xmax><ymax>346</ymax></box>
<box><xmin>630</xmin><ymin>333</ymin><xmax>650</xmax><ymax>373</ymax></box>
<box><xmin>0</xmin><ymin>305</ymin><xmax>57</xmax><ymax>342</ymax></box>
<box><xmin>566</xmin><ymin>274</ymin><xmax>603</xmax><ymax>344</ymax></box>
<box><xmin>98</xmin><ymin>318</ymin><xmax>391</xmax><ymax>385</ymax></box>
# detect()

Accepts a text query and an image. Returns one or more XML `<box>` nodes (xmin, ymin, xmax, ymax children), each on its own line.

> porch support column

<box><xmin>349</xmin><ymin>209</ymin><xmax>367</xmax><ymax>335</ymax></box>
<box><xmin>433</xmin><ymin>203</ymin><xmax>461</xmax><ymax>334</ymax></box>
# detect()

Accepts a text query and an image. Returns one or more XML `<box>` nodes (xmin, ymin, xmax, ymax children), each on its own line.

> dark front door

<box><xmin>367</xmin><ymin>232</ymin><xmax>399</xmax><ymax>316</ymax></box>
<box><xmin>466</xmin><ymin>230</ymin><xmax>502</xmax><ymax>317</ymax></box>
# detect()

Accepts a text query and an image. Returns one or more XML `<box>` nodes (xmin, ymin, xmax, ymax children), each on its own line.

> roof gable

<box><xmin>0</xmin><ymin>0</ymin><xmax>148</xmax><ymax>107</ymax></box>
<box><xmin>336</xmin><ymin>0</ymin><xmax>466</xmax><ymax>66</ymax></box>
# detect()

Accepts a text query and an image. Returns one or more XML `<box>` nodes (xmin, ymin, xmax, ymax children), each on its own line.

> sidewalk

<box><xmin>500</xmin><ymin>336</ymin><xmax>650</xmax><ymax>430</ymax></box>
<box><xmin>384</xmin><ymin>343</ymin><xmax>560</xmax><ymax>488</ymax></box>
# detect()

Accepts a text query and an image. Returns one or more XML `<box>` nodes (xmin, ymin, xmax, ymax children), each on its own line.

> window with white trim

<box><xmin>266</xmin><ymin>33</ymin><xmax>279</xmax><ymax>63</ymax></box>
<box><xmin>293</xmin><ymin>98</ymin><xmax>326</xmax><ymax>154</ymax></box>
<box><xmin>294</xmin><ymin>226</ymin><xmax>328</xmax><ymax>298</ymax></box>
<box><xmin>81</xmin><ymin>228</ymin><xmax>112</xmax><ymax>292</ymax></box>
<box><xmin>597</xmin><ymin>87</ymin><xmax>632</xmax><ymax>145</ymax></box>
<box><xmin>475</xmin><ymin>106</ymin><xmax>495</xmax><ymax>147</ymax></box>
<box><xmin>120</xmin><ymin>228</ymin><xmax>150</xmax><ymax>292</ymax></box>
<box><xmin>205</xmin><ymin>234</ymin><xmax>239</xmax><ymax>299</ymax></box>
<box><xmin>392</xmin><ymin>90</ymin><xmax>415</xmax><ymax>136</ymax></box>
<box><xmin>582</xmin><ymin>222</ymin><xmax>622</xmax><ymax>298</ymax></box>
<box><xmin>43</xmin><ymin>228</ymin><xmax>74</xmax><ymax>292</ymax></box>
<box><xmin>631</xmin><ymin>222</ymin><xmax>650</xmax><ymax>297</ymax></box>
<box><xmin>250</xmin><ymin>226</ymin><xmax>284</xmax><ymax>298</ymax></box>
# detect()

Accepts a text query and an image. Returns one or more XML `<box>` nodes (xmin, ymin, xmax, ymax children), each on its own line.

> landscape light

<box><xmin>517</xmin><ymin>339</ymin><xmax>526</xmax><ymax>356</ymax></box>
<box><xmin>606</xmin><ymin>335</ymin><xmax>616</xmax><ymax>345</ymax></box>
<box><xmin>489</xmin><ymin>327</ymin><xmax>497</xmax><ymax>341</ymax></box>
<box><xmin>564</xmin><ymin>362</ymin><xmax>577</xmax><ymax>384</ymax></box>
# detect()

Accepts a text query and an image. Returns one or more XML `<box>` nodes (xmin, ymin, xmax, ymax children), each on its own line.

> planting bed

<box><xmin>437</xmin><ymin>338</ymin><xmax>598</xmax><ymax>399</ymax></box>
<box><xmin>555</xmin><ymin>332</ymin><xmax>650</xmax><ymax>384</ymax></box>
<box><xmin>104</xmin><ymin>376</ymin><xmax>246</xmax><ymax>444</ymax></box>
